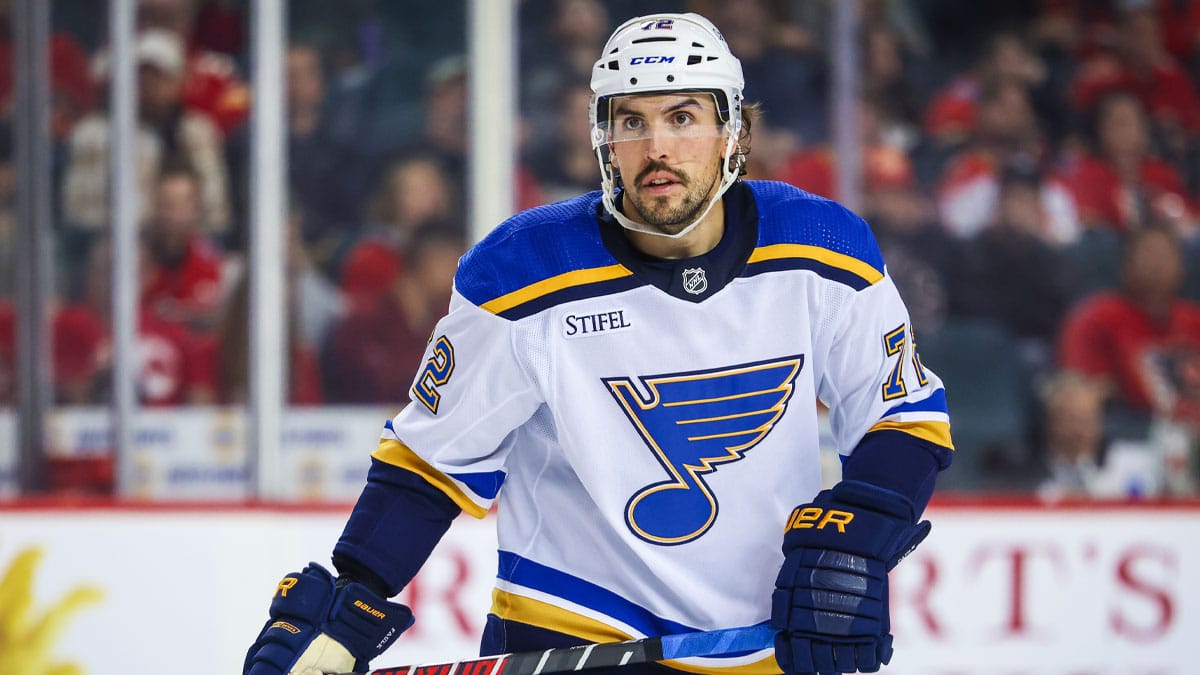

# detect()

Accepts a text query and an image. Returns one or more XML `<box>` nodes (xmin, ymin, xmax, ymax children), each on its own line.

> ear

<box><xmin>729</xmin><ymin>143</ymin><xmax>747</xmax><ymax>176</ymax></box>
<box><xmin>610</xmin><ymin>161</ymin><xmax>625</xmax><ymax>189</ymax></box>
<box><xmin>606</xmin><ymin>146</ymin><xmax>624</xmax><ymax>182</ymax></box>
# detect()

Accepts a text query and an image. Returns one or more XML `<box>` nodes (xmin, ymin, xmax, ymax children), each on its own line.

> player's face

<box><xmin>606</xmin><ymin>94</ymin><xmax>727</xmax><ymax>235</ymax></box>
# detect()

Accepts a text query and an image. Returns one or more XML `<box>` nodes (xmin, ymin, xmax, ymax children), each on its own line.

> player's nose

<box><xmin>642</xmin><ymin>132</ymin><xmax>671</xmax><ymax>160</ymax></box>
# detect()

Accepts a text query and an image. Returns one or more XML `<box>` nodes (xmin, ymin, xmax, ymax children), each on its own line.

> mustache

<box><xmin>635</xmin><ymin>162</ymin><xmax>687</xmax><ymax>186</ymax></box>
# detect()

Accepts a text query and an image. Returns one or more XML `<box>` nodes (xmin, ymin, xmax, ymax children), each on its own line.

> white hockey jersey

<box><xmin>375</xmin><ymin>180</ymin><xmax>952</xmax><ymax>673</ymax></box>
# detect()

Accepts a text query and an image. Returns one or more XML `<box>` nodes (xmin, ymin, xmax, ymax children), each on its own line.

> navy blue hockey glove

<box><xmin>771</xmin><ymin>480</ymin><xmax>930</xmax><ymax>674</ymax></box>
<box><xmin>244</xmin><ymin>562</ymin><xmax>413</xmax><ymax>675</ymax></box>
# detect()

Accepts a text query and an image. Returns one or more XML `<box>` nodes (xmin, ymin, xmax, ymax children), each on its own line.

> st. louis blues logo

<box><xmin>604</xmin><ymin>355</ymin><xmax>804</xmax><ymax>545</ymax></box>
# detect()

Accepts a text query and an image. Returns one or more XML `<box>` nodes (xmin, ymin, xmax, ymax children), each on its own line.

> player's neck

<box><xmin>625</xmin><ymin>200</ymin><xmax>726</xmax><ymax>260</ymax></box>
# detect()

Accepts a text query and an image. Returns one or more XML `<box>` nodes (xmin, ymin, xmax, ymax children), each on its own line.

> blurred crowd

<box><xmin>0</xmin><ymin>0</ymin><xmax>1198</xmax><ymax>499</ymax></box>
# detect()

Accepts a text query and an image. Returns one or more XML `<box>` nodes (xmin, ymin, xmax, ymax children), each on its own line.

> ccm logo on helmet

<box><xmin>630</xmin><ymin>55</ymin><xmax>675</xmax><ymax>65</ymax></box>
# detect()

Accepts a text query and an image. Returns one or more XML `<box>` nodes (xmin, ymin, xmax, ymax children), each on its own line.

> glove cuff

<box><xmin>324</xmin><ymin>580</ymin><xmax>414</xmax><ymax>668</ymax></box>
<box><xmin>782</xmin><ymin>480</ymin><xmax>927</xmax><ymax>567</ymax></box>
<box><xmin>831</xmin><ymin>480</ymin><xmax>917</xmax><ymax>523</ymax></box>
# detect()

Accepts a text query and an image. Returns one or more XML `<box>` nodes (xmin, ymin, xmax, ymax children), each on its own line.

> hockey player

<box><xmin>245</xmin><ymin>12</ymin><xmax>952</xmax><ymax>675</ymax></box>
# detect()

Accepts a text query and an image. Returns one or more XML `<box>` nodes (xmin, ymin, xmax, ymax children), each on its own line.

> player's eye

<box><xmin>670</xmin><ymin>111</ymin><xmax>695</xmax><ymax>127</ymax></box>
<box><xmin>620</xmin><ymin>116</ymin><xmax>644</xmax><ymax>131</ymax></box>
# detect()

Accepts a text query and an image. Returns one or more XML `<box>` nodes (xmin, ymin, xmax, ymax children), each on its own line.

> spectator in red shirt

<box><xmin>190</xmin><ymin>210</ymin><xmax>338</xmax><ymax>405</ymax></box>
<box><xmin>923</xmin><ymin>31</ymin><xmax>1051</xmax><ymax>148</ymax></box>
<box><xmin>53</xmin><ymin>237</ymin><xmax>205</xmax><ymax>406</ymax></box>
<box><xmin>138</xmin><ymin>0</ymin><xmax>250</xmax><ymax>135</ymax></box>
<box><xmin>325</xmin><ymin>227</ymin><xmax>466</xmax><ymax>405</ymax></box>
<box><xmin>771</xmin><ymin>98</ymin><xmax>918</xmax><ymax>202</ymax></box>
<box><xmin>65</xmin><ymin>28</ymin><xmax>231</xmax><ymax>235</ymax></box>
<box><xmin>339</xmin><ymin>154</ymin><xmax>460</xmax><ymax>303</ymax></box>
<box><xmin>191</xmin><ymin>0</ymin><xmax>245</xmax><ymax>58</ymax></box>
<box><xmin>142</xmin><ymin>162</ymin><xmax>225</xmax><ymax>331</ymax></box>
<box><xmin>1155</xmin><ymin>0</ymin><xmax>1200</xmax><ymax>82</ymax></box>
<box><xmin>1069</xmin><ymin>4</ymin><xmax>1200</xmax><ymax>145</ymax></box>
<box><xmin>1059</xmin><ymin>90</ymin><xmax>1195</xmax><ymax>234</ymax></box>
<box><xmin>935</xmin><ymin>80</ymin><xmax>1079</xmax><ymax>244</ymax></box>
<box><xmin>1155</xmin><ymin>0</ymin><xmax>1199</xmax><ymax>61</ymax></box>
<box><xmin>1059</xmin><ymin>226</ymin><xmax>1200</xmax><ymax>423</ymax></box>
<box><xmin>192</xmin><ymin>272</ymin><xmax>324</xmax><ymax>406</ymax></box>
<box><xmin>0</xmin><ymin>23</ymin><xmax>95</xmax><ymax>140</ymax></box>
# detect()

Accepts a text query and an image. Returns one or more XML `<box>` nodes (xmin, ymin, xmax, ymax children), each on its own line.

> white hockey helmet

<box><xmin>589</xmin><ymin>13</ymin><xmax>746</xmax><ymax>239</ymax></box>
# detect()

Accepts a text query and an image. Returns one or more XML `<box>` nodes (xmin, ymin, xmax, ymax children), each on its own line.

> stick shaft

<box><xmin>357</xmin><ymin>624</ymin><xmax>775</xmax><ymax>675</ymax></box>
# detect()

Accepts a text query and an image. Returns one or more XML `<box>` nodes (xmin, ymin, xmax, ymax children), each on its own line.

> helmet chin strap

<box><xmin>599</xmin><ymin>130</ymin><xmax>741</xmax><ymax>241</ymax></box>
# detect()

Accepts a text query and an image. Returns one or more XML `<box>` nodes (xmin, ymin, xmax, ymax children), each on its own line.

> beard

<box><xmin>624</xmin><ymin>159</ymin><xmax>722</xmax><ymax>235</ymax></box>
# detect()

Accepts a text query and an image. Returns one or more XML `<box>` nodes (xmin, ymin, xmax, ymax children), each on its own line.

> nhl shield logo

<box><xmin>682</xmin><ymin>267</ymin><xmax>708</xmax><ymax>295</ymax></box>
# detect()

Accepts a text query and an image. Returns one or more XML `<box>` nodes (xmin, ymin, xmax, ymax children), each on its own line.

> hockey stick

<box><xmin>339</xmin><ymin>623</ymin><xmax>776</xmax><ymax>675</ymax></box>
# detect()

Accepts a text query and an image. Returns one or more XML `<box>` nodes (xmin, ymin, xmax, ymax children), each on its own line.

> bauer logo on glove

<box><xmin>353</xmin><ymin>600</ymin><xmax>388</xmax><ymax>619</ymax></box>
<box><xmin>275</xmin><ymin>577</ymin><xmax>298</xmax><ymax>597</ymax></box>
<box><xmin>784</xmin><ymin>506</ymin><xmax>855</xmax><ymax>533</ymax></box>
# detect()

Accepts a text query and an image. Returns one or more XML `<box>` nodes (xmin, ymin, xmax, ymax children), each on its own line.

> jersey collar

<box><xmin>597</xmin><ymin>181</ymin><xmax>759</xmax><ymax>303</ymax></box>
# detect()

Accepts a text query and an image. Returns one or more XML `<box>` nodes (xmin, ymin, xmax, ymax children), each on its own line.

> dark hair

<box><xmin>157</xmin><ymin>157</ymin><xmax>201</xmax><ymax>186</ymax></box>
<box><xmin>407</xmin><ymin>222</ymin><xmax>467</xmax><ymax>263</ymax></box>
<box><xmin>0</xmin><ymin>120</ymin><xmax>11</xmax><ymax>162</ymax></box>
<box><xmin>999</xmin><ymin>154</ymin><xmax>1042</xmax><ymax>191</ymax></box>
<box><xmin>735</xmin><ymin>100</ymin><xmax>761</xmax><ymax>175</ymax></box>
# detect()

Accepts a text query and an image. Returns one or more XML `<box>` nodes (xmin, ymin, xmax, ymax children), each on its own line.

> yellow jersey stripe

<box><xmin>372</xmin><ymin>439</ymin><xmax>490</xmax><ymax>518</ymax></box>
<box><xmin>868</xmin><ymin>420</ymin><xmax>954</xmax><ymax>450</ymax></box>
<box><xmin>748</xmin><ymin>244</ymin><xmax>884</xmax><ymax>285</ymax></box>
<box><xmin>490</xmin><ymin>588</ymin><xmax>630</xmax><ymax>643</ymax></box>
<box><xmin>480</xmin><ymin>264</ymin><xmax>634</xmax><ymax>315</ymax></box>
<box><xmin>490</xmin><ymin>590</ymin><xmax>782</xmax><ymax>675</ymax></box>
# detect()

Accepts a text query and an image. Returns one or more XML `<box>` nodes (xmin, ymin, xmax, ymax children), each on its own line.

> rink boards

<box><xmin>0</xmin><ymin>500</ymin><xmax>1197</xmax><ymax>675</ymax></box>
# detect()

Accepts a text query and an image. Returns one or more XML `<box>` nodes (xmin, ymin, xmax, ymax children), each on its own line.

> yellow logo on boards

<box><xmin>0</xmin><ymin>544</ymin><xmax>103</xmax><ymax>675</ymax></box>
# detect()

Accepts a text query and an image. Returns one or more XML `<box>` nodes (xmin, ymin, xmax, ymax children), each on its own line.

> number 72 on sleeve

<box><xmin>413</xmin><ymin>335</ymin><xmax>455</xmax><ymax>413</ymax></box>
<box><xmin>881</xmin><ymin>324</ymin><xmax>929</xmax><ymax>401</ymax></box>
